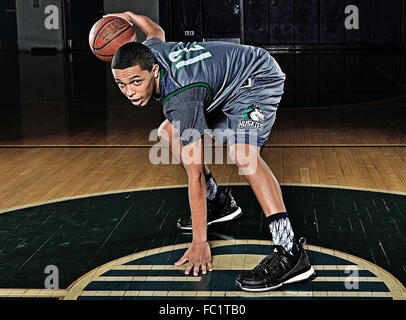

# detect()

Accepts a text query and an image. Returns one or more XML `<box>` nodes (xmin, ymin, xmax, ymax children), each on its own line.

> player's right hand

<box><xmin>174</xmin><ymin>241</ymin><xmax>213</xmax><ymax>276</ymax></box>
<box><xmin>103</xmin><ymin>12</ymin><xmax>134</xmax><ymax>26</ymax></box>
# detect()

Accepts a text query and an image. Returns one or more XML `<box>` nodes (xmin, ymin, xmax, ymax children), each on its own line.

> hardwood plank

<box><xmin>1</xmin><ymin>146</ymin><xmax>406</xmax><ymax>213</ymax></box>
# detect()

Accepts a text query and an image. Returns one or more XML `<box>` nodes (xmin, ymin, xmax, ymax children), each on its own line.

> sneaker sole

<box><xmin>235</xmin><ymin>266</ymin><xmax>316</xmax><ymax>292</ymax></box>
<box><xmin>176</xmin><ymin>207</ymin><xmax>242</xmax><ymax>230</ymax></box>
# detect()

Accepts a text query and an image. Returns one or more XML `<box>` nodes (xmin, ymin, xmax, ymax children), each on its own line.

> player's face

<box><xmin>112</xmin><ymin>64</ymin><xmax>159</xmax><ymax>107</ymax></box>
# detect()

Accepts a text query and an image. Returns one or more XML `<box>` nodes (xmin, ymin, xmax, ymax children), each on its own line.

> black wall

<box><xmin>245</xmin><ymin>0</ymin><xmax>405</xmax><ymax>47</ymax></box>
<box><xmin>64</xmin><ymin>0</ymin><xmax>104</xmax><ymax>49</ymax></box>
<box><xmin>204</xmin><ymin>0</ymin><xmax>240</xmax><ymax>39</ymax></box>
<box><xmin>160</xmin><ymin>0</ymin><xmax>240</xmax><ymax>42</ymax></box>
<box><xmin>160</xmin><ymin>0</ymin><xmax>406</xmax><ymax>48</ymax></box>
<box><xmin>0</xmin><ymin>0</ymin><xmax>18</xmax><ymax>50</ymax></box>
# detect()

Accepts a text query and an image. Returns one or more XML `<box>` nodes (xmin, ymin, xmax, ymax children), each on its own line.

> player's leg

<box><xmin>229</xmin><ymin>143</ymin><xmax>285</xmax><ymax>214</ymax></box>
<box><xmin>222</xmin><ymin>69</ymin><xmax>314</xmax><ymax>290</ymax></box>
<box><xmin>229</xmin><ymin>143</ymin><xmax>297</xmax><ymax>252</ymax></box>
<box><xmin>157</xmin><ymin>119</ymin><xmax>241</xmax><ymax>230</ymax></box>
<box><xmin>230</xmin><ymin>142</ymin><xmax>315</xmax><ymax>291</ymax></box>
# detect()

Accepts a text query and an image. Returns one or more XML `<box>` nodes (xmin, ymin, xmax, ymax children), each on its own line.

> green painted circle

<box><xmin>0</xmin><ymin>185</ymin><xmax>405</xmax><ymax>293</ymax></box>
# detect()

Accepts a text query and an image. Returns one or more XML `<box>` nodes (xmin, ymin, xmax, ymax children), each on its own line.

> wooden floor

<box><xmin>1</xmin><ymin>144</ymin><xmax>406</xmax><ymax>214</ymax></box>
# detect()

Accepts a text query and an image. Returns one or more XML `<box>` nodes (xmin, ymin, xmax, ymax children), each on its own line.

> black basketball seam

<box><xmin>94</xmin><ymin>26</ymin><xmax>133</xmax><ymax>51</ymax></box>
<box><xmin>93</xmin><ymin>21</ymin><xmax>133</xmax><ymax>51</ymax></box>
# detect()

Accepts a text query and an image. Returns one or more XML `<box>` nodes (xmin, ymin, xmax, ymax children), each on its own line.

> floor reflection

<box><xmin>0</xmin><ymin>49</ymin><xmax>405</xmax><ymax>145</ymax></box>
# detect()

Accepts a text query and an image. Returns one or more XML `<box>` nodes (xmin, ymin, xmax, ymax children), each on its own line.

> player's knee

<box><xmin>229</xmin><ymin>144</ymin><xmax>260</xmax><ymax>171</ymax></box>
<box><xmin>228</xmin><ymin>144</ymin><xmax>247</xmax><ymax>168</ymax></box>
<box><xmin>157</xmin><ymin>120</ymin><xmax>171</xmax><ymax>143</ymax></box>
<box><xmin>228</xmin><ymin>146</ymin><xmax>237</xmax><ymax>165</ymax></box>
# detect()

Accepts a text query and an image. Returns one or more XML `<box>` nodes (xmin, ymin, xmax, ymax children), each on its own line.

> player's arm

<box><xmin>103</xmin><ymin>11</ymin><xmax>165</xmax><ymax>41</ymax></box>
<box><xmin>175</xmin><ymin>137</ymin><xmax>213</xmax><ymax>276</ymax></box>
<box><xmin>162</xmin><ymin>91</ymin><xmax>213</xmax><ymax>275</ymax></box>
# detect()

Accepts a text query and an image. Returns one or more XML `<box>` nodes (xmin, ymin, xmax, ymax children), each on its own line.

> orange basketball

<box><xmin>89</xmin><ymin>16</ymin><xmax>136</xmax><ymax>62</ymax></box>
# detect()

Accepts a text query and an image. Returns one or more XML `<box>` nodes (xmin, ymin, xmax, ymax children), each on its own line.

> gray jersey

<box><xmin>143</xmin><ymin>38</ymin><xmax>285</xmax><ymax>112</ymax></box>
<box><xmin>142</xmin><ymin>37</ymin><xmax>285</xmax><ymax>146</ymax></box>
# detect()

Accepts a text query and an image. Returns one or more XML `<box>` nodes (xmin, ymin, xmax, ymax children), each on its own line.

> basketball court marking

<box><xmin>3</xmin><ymin>241</ymin><xmax>403</xmax><ymax>300</ymax></box>
<box><xmin>61</xmin><ymin>241</ymin><xmax>406</xmax><ymax>300</ymax></box>
<box><xmin>0</xmin><ymin>185</ymin><xmax>405</xmax><ymax>300</ymax></box>
<box><xmin>1</xmin><ymin>241</ymin><xmax>404</xmax><ymax>300</ymax></box>
<box><xmin>2</xmin><ymin>182</ymin><xmax>406</xmax><ymax>216</ymax></box>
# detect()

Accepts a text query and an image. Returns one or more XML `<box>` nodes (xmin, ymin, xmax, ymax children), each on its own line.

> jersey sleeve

<box><xmin>162</xmin><ymin>86</ymin><xmax>211</xmax><ymax>146</ymax></box>
<box><xmin>142</xmin><ymin>37</ymin><xmax>163</xmax><ymax>49</ymax></box>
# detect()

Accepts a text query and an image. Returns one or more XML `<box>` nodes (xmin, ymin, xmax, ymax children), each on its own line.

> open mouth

<box><xmin>130</xmin><ymin>98</ymin><xmax>142</xmax><ymax>106</ymax></box>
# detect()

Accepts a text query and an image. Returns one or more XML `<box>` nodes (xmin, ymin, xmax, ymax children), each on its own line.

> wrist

<box><xmin>192</xmin><ymin>219</ymin><xmax>207</xmax><ymax>243</ymax></box>
<box><xmin>124</xmin><ymin>11</ymin><xmax>135</xmax><ymax>17</ymax></box>
<box><xmin>125</xmin><ymin>11</ymin><xmax>138</xmax><ymax>23</ymax></box>
<box><xmin>192</xmin><ymin>238</ymin><xmax>207</xmax><ymax>244</ymax></box>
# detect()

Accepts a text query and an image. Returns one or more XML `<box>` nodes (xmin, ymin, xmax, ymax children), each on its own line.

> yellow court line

<box><xmin>0</xmin><ymin>243</ymin><xmax>381</xmax><ymax>300</ymax></box>
<box><xmin>2</xmin><ymin>182</ymin><xmax>406</xmax><ymax>215</ymax></box>
<box><xmin>63</xmin><ymin>242</ymin><xmax>406</xmax><ymax>301</ymax></box>
<box><xmin>0</xmin><ymin>289</ymin><xmax>67</xmax><ymax>298</ymax></box>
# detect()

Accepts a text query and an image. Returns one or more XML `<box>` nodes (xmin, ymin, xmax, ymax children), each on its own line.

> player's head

<box><xmin>111</xmin><ymin>42</ymin><xmax>159</xmax><ymax>107</ymax></box>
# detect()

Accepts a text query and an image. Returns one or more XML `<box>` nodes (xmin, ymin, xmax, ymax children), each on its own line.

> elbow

<box><xmin>151</xmin><ymin>27</ymin><xmax>165</xmax><ymax>41</ymax></box>
<box><xmin>161</xmin><ymin>29</ymin><xmax>166</xmax><ymax>41</ymax></box>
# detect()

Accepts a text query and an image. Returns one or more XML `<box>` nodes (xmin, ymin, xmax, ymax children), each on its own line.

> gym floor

<box><xmin>0</xmin><ymin>49</ymin><xmax>405</xmax><ymax>300</ymax></box>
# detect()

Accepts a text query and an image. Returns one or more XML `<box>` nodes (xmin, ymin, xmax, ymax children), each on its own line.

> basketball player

<box><xmin>105</xmin><ymin>11</ymin><xmax>315</xmax><ymax>291</ymax></box>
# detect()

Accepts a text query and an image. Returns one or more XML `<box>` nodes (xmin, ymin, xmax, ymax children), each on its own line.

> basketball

<box><xmin>89</xmin><ymin>16</ymin><xmax>136</xmax><ymax>62</ymax></box>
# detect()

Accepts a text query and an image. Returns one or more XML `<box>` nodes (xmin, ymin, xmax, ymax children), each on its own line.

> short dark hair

<box><xmin>111</xmin><ymin>42</ymin><xmax>155</xmax><ymax>71</ymax></box>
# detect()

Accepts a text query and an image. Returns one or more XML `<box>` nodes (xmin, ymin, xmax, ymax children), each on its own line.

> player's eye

<box><xmin>116</xmin><ymin>82</ymin><xmax>125</xmax><ymax>88</ymax></box>
<box><xmin>133</xmin><ymin>80</ymin><xmax>141</xmax><ymax>85</ymax></box>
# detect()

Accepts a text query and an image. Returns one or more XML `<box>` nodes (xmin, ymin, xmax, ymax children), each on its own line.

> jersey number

<box><xmin>167</xmin><ymin>43</ymin><xmax>212</xmax><ymax>71</ymax></box>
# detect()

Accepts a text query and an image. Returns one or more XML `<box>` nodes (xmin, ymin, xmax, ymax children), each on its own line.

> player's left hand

<box><xmin>175</xmin><ymin>241</ymin><xmax>213</xmax><ymax>276</ymax></box>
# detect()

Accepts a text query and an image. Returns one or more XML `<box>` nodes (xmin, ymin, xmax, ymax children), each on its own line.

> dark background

<box><xmin>1</xmin><ymin>0</ymin><xmax>406</xmax><ymax>141</ymax></box>
<box><xmin>159</xmin><ymin>0</ymin><xmax>406</xmax><ymax>48</ymax></box>
<box><xmin>1</xmin><ymin>0</ymin><xmax>405</xmax><ymax>50</ymax></box>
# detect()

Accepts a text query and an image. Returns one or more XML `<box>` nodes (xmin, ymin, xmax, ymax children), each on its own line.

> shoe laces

<box><xmin>255</xmin><ymin>246</ymin><xmax>289</xmax><ymax>277</ymax></box>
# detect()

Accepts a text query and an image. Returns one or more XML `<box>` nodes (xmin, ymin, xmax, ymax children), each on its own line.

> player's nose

<box><xmin>125</xmin><ymin>86</ymin><xmax>136</xmax><ymax>97</ymax></box>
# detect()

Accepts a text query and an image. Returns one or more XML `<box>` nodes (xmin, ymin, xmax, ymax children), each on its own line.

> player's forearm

<box><xmin>188</xmin><ymin>173</ymin><xmax>208</xmax><ymax>243</ymax></box>
<box><xmin>125</xmin><ymin>11</ymin><xmax>164</xmax><ymax>38</ymax></box>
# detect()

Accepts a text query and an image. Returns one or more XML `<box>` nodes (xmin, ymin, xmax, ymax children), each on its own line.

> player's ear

<box><xmin>152</xmin><ymin>64</ymin><xmax>159</xmax><ymax>77</ymax></box>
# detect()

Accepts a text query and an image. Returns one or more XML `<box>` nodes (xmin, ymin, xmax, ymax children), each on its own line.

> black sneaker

<box><xmin>176</xmin><ymin>187</ymin><xmax>242</xmax><ymax>230</ymax></box>
<box><xmin>235</xmin><ymin>238</ymin><xmax>316</xmax><ymax>291</ymax></box>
